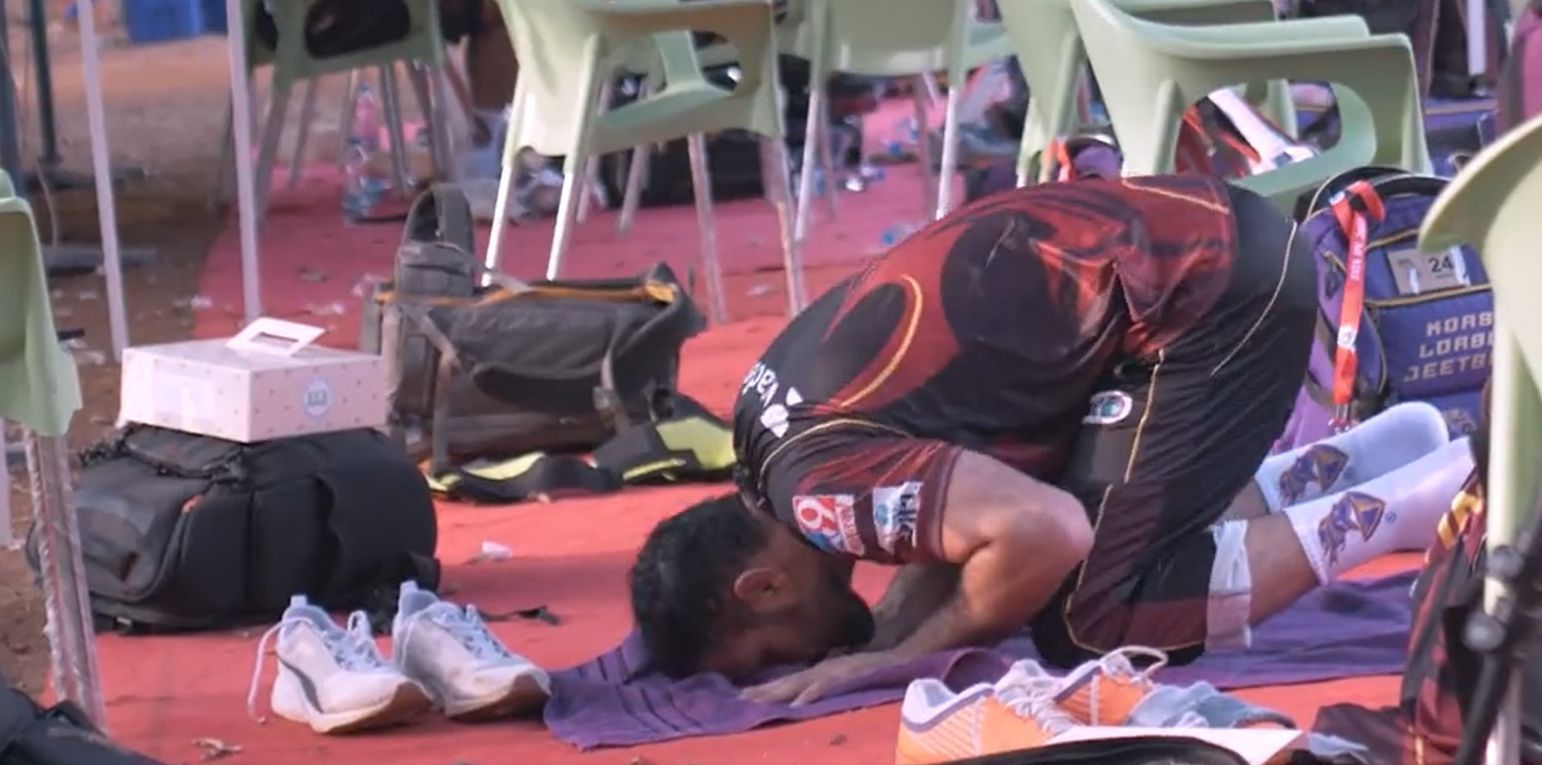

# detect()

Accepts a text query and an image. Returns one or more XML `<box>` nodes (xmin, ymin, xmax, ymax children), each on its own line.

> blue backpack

<box><xmin>1272</xmin><ymin>167</ymin><xmax>1493</xmax><ymax>453</ymax></box>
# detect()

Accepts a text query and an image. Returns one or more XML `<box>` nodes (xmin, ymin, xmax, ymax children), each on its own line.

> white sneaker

<box><xmin>247</xmin><ymin>596</ymin><xmax>432</xmax><ymax>734</ymax></box>
<box><xmin>392</xmin><ymin>581</ymin><xmax>552</xmax><ymax>721</ymax></box>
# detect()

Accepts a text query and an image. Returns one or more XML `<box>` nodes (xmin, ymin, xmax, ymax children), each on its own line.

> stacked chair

<box><xmin>775</xmin><ymin>0</ymin><xmax>1011</xmax><ymax>235</ymax></box>
<box><xmin>217</xmin><ymin>0</ymin><xmax>453</xmax><ymax>217</ymax></box>
<box><xmin>996</xmin><ymin>0</ymin><xmax>1286</xmax><ymax>186</ymax></box>
<box><xmin>1070</xmin><ymin>0</ymin><xmax>1432</xmax><ymax>210</ymax></box>
<box><xmin>484</xmin><ymin>0</ymin><xmax>805</xmax><ymax>325</ymax></box>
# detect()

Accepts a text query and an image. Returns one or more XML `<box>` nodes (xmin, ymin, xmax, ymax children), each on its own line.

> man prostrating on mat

<box><xmin>628</xmin><ymin>176</ymin><xmax>1473</xmax><ymax>708</ymax></box>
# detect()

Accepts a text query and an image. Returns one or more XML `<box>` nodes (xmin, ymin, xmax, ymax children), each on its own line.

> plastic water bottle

<box><xmin>341</xmin><ymin>139</ymin><xmax>375</xmax><ymax>222</ymax></box>
<box><xmin>885</xmin><ymin>117</ymin><xmax>921</xmax><ymax>159</ymax></box>
<box><xmin>352</xmin><ymin>83</ymin><xmax>383</xmax><ymax>153</ymax></box>
<box><xmin>340</xmin><ymin>83</ymin><xmax>388</xmax><ymax>221</ymax></box>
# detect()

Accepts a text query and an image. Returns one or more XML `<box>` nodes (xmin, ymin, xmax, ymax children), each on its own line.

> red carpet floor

<box><xmin>98</xmin><ymin>126</ymin><xmax>1410</xmax><ymax>763</ymax></box>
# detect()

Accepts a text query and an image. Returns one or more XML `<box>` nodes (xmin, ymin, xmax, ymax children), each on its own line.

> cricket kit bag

<box><xmin>1272</xmin><ymin>167</ymin><xmax>1492</xmax><ymax>453</ymax></box>
<box><xmin>360</xmin><ymin>184</ymin><xmax>734</xmax><ymax>503</ymax></box>
<box><xmin>26</xmin><ymin>424</ymin><xmax>439</xmax><ymax>632</ymax></box>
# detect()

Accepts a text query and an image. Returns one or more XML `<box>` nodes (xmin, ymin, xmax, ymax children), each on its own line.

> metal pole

<box><xmin>1467</xmin><ymin>0</ymin><xmax>1488</xmax><ymax>85</ymax></box>
<box><xmin>27</xmin><ymin>0</ymin><xmax>61</xmax><ymax>166</ymax></box>
<box><xmin>25</xmin><ymin>430</ymin><xmax>106</xmax><ymax>727</ymax></box>
<box><xmin>225</xmin><ymin>0</ymin><xmax>263</xmax><ymax>323</ymax></box>
<box><xmin>76</xmin><ymin>0</ymin><xmax>130</xmax><ymax>358</ymax></box>
<box><xmin>0</xmin><ymin>10</ymin><xmax>23</xmax><ymax>184</ymax></box>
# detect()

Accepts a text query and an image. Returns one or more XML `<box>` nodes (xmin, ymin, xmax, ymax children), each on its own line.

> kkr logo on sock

<box><xmin>1318</xmin><ymin>491</ymin><xmax>1387</xmax><ymax>566</ymax></box>
<box><xmin>1279</xmin><ymin>445</ymin><xmax>1350</xmax><ymax>505</ymax></box>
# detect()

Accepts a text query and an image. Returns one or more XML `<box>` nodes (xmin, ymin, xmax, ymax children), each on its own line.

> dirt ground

<box><xmin>3</xmin><ymin>9</ymin><xmax>243</xmax><ymax>697</ymax></box>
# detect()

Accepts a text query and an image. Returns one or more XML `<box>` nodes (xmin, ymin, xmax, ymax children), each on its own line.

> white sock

<box><xmin>1255</xmin><ymin>402</ymin><xmax>1451</xmax><ymax>512</ymax></box>
<box><xmin>1287</xmin><ymin>438</ymin><xmax>1474</xmax><ymax>584</ymax></box>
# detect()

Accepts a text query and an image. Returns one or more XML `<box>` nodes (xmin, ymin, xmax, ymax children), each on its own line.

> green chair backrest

<box><xmin>1419</xmin><ymin>113</ymin><xmax>1542</xmax><ymax>546</ymax></box>
<box><xmin>495</xmin><ymin>0</ymin><xmax>783</xmax><ymax>158</ymax></box>
<box><xmin>0</xmin><ymin>172</ymin><xmax>82</xmax><ymax>437</ymax></box>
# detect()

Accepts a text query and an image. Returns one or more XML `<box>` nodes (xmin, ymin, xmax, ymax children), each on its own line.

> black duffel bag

<box><xmin>0</xmin><ymin>681</ymin><xmax>162</xmax><ymax>764</ymax></box>
<box><xmin>26</xmin><ymin>425</ymin><xmax>439</xmax><ymax>633</ymax></box>
<box><xmin>361</xmin><ymin>184</ymin><xmax>709</xmax><ymax>471</ymax></box>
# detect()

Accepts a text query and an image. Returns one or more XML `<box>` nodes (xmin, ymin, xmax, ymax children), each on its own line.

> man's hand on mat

<box><xmin>740</xmin><ymin>650</ymin><xmax>898</xmax><ymax>706</ymax></box>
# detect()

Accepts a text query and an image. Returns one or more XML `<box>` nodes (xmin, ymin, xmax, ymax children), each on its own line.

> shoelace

<box><xmin>244</xmin><ymin>612</ymin><xmax>390</xmax><ymax>722</ymax></box>
<box><xmin>404</xmin><ymin>603</ymin><xmax>515</xmax><ymax>663</ymax></box>
<box><xmin>1095</xmin><ymin>645</ymin><xmax>1171</xmax><ymax>689</ymax></box>
<box><xmin>995</xmin><ymin>673</ymin><xmax>1078</xmax><ymax>735</ymax></box>
<box><xmin>1094</xmin><ymin>646</ymin><xmax>1209</xmax><ymax>728</ymax></box>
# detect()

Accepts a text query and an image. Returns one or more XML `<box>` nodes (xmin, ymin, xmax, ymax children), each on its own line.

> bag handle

<box><xmin>227</xmin><ymin>317</ymin><xmax>325</xmax><ymax>357</ymax></box>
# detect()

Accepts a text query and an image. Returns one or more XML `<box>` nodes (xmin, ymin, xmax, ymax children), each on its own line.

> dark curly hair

<box><xmin>628</xmin><ymin>493</ymin><xmax>769</xmax><ymax>677</ymax></box>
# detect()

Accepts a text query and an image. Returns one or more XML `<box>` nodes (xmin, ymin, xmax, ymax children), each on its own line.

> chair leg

<box><xmin>287</xmin><ymin>78</ymin><xmax>320</xmax><ymax>191</ymax></box>
<box><xmin>545</xmin><ymin>46</ymin><xmax>603</xmax><ymax>281</ymax></box>
<box><xmin>912</xmin><ymin>75</ymin><xmax>936</xmax><ymax>218</ymax></box>
<box><xmin>485</xmin><ymin>84</ymin><xmax>528</xmax><ymax>275</ymax></box>
<box><xmin>548</xmin><ymin>149</ymin><xmax>590</xmax><ymax>281</ymax></box>
<box><xmin>616</xmin><ymin>81</ymin><xmax>655</xmax><ymax>237</ymax></box>
<box><xmin>935</xmin><ymin>61</ymin><xmax>966</xmax><ymax>220</ymax></box>
<box><xmin>379</xmin><ymin>64</ymin><xmax>413</xmax><ymax>196</ymax></box>
<box><xmin>685</xmin><ymin>133</ymin><xmax>729</xmax><ymax>325</ymax></box>
<box><xmin>793</xmin><ymin>82</ymin><xmax>825</xmax><ymax>249</ymax></box>
<box><xmin>407</xmin><ymin>62</ymin><xmax>450</xmax><ymax>181</ymax></box>
<box><xmin>255</xmin><ymin>82</ymin><xmax>294</xmax><ymax>219</ymax></box>
<box><xmin>761</xmin><ymin>136</ymin><xmax>807</xmax><ymax>316</ymax></box>
<box><xmin>577</xmin><ymin>84</ymin><xmax>614</xmax><ymax>224</ymax></box>
<box><xmin>816</xmin><ymin>100</ymin><xmax>838</xmax><ymax>221</ymax></box>
<box><xmin>0</xmin><ymin>424</ymin><xmax>11</xmax><ymax>549</ymax></box>
<box><xmin>213</xmin><ymin>101</ymin><xmax>236</xmax><ymax>209</ymax></box>
<box><xmin>616</xmin><ymin>144</ymin><xmax>649</xmax><ymax>236</ymax></box>
<box><xmin>337</xmin><ymin>69</ymin><xmax>359</xmax><ymax>166</ymax></box>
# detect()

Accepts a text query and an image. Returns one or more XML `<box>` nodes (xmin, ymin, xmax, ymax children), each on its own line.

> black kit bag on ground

<box><xmin>946</xmin><ymin>735</ymin><xmax>1256</xmax><ymax>764</ymax></box>
<box><xmin>360</xmin><ymin>184</ymin><xmax>709</xmax><ymax>471</ymax></box>
<box><xmin>0</xmin><ymin>680</ymin><xmax>163</xmax><ymax>764</ymax></box>
<box><xmin>25</xmin><ymin>425</ymin><xmax>439</xmax><ymax>632</ymax></box>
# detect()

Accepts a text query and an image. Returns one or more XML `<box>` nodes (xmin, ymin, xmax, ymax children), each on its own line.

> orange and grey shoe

<box><xmin>895</xmin><ymin>660</ymin><xmax>1078</xmax><ymax>765</ymax></box>
<box><xmin>1050</xmin><ymin>646</ymin><xmax>1174</xmax><ymax>727</ymax></box>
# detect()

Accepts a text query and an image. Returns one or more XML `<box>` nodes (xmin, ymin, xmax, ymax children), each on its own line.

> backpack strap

<box><xmin>404</xmin><ymin>182</ymin><xmax>476</xmax><ymax>254</ymax></box>
<box><xmin>1292</xmin><ymin>166</ymin><xmax>1409</xmax><ymax>222</ymax></box>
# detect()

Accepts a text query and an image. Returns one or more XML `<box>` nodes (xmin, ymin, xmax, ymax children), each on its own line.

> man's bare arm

<box><xmin>886</xmin><ymin>452</ymin><xmax>1092</xmax><ymax>660</ymax></box>
<box><xmin>867</xmin><ymin>564</ymin><xmax>960</xmax><ymax>651</ymax></box>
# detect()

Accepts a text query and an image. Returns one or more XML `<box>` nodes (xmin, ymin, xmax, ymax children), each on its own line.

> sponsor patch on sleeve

<box><xmin>793</xmin><ymin>494</ymin><xmax>864</xmax><ymax>555</ymax></box>
<box><xmin>871</xmin><ymin>481</ymin><xmax>922</xmax><ymax>555</ymax></box>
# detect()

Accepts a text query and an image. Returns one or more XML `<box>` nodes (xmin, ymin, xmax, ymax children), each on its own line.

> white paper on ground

<box><xmin>1049</xmin><ymin>726</ymin><xmax>1303</xmax><ymax>765</ymax></box>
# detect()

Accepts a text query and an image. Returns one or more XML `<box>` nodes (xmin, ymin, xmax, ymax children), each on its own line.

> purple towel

<box><xmin>545</xmin><ymin>572</ymin><xmax>1415</xmax><ymax>750</ymax></box>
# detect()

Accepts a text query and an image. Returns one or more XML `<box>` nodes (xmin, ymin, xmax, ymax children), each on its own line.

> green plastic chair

<box><xmin>1071</xmin><ymin>0</ymin><xmax>1432</xmax><ymax>211</ymax></box>
<box><xmin>484</xmin><ymin>0</ymin><xmax>805</xmax><ymax>325</ymax></box>
<box><xmin>779</xmin><ymin>0</ymin><xmax>1011</xmax><ymax>233</ymax></box>
<box><xmin>0</xmin><ymin>170</ymin><xmax>104</xmax><ymax>727</ymax></box>
<box><xmin>1420</xmin><ymin>114</ymin><xmax>1542</xmax><ymax>603</ymax></box>
<box><xmin>996</xmin><ymin>0</ymin><xmax>1287</xmax><ymax>186</ymax></box>
<box><xmin>0</xmin><ymin>172</ymin><xmax>80</xmax><ymax>438</ymax></box>
<box><xmin>217</xmin><ymin>0</ymin><xmax>451</xmax><ymax>216</ymax></box>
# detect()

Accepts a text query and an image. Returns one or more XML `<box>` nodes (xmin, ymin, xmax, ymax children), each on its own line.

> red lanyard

<box><xmin>1050</xmin><ymin>138</ymin><xmax>1075</xmax><ymax>182</ymax></box>
<box><xmin>1327</xmin><ymin>181</ymin><xmax>1385</xmax><ymax>430</ymax></box>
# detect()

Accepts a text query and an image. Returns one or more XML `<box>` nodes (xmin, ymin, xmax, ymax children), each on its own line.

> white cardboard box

<box><xmin>119</xmin><ymin>318</ymin><xmax>388</xmax><ymax>443</ymax></box>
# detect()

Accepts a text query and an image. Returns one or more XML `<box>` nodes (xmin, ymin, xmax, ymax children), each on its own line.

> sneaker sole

<box><xmin>445</xmin><ymin>674</ymin><xmax>550</xmax><ymax>722</ymax></box>
<box><xmin>315</xmin><ymin>683</ymin><xmax>434</xmax><ymax>735</ymax></box>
